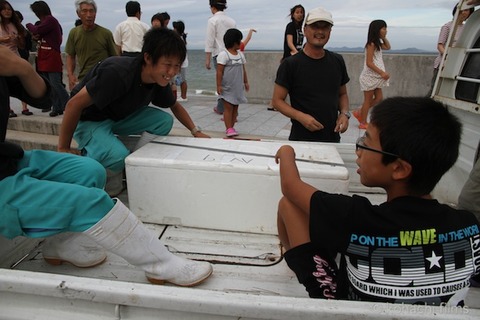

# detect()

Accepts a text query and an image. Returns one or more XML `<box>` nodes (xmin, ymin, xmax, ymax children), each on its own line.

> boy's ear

<box><xmin>391</xmin><ymin>158</ymin><xmax>412</xmax><ymax>181</ymax></box>
<box><xmin>143</xmin><ymin>53</ymin><xmax>151</xmax><ymax>65</ymax></box>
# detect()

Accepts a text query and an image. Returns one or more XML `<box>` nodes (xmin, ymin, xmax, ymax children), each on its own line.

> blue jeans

<box><xmin>40</xmin><ymin>72</ymin><xmax>69</xmax><ymax>113</ymax></box>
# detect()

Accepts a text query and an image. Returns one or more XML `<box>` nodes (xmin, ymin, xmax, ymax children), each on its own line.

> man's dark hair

<box><xmin>141</xmin><ymin>27</ymin><xmax>186</xmax><ymax>65</ymax></box>
<box><xmin>223</xmin><ymin>28</ymin><xmax>242</xmax><ymax>49</ymax></box>
<box><xmin>125</xmin><ymin>1</ymin><xmax>140</xmax><ymax>17</ymax></box>
<box><xmin>209</xmin><ymin>0</ymin><xmax>227</xmax><ymax>11</ymax></box>
<box><xmin>30</xmin><ymin>1</ymin><xmax>52</xmax><ymax>17</ymax></box>
<box><xmin>370</xmin><ymin>97</ymin><xmax>462</xmax><ymax>195</ymax></box>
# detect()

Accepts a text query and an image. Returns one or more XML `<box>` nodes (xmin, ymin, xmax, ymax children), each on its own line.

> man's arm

<box><xmin>335</xmin><ymin>85</ymin><xmax>350</xmax><ymax>133</ymax></box>
<box><xmin>205</xmin><ymin>19</ymin><xmax>214</xmax><ymax>69</ymax></box>
<box><xmin>272</xmin><ymin>83</ymin><xmax>323</xmax><ymax>132</ymax></box>
<box><xmin>205</xmin><ymin>52</ymin><xmax>212</xmax><ymax>70</ymax></box>
<box><xmin>170</xmin><ymin>102</ymin><xmax>210</xmax><ymax>138</ymax></box>
<box><xmin>66</xmin><ymin>54</ymin><xmax>78</xmax><ymax>90</ymax></box>
<box><xmin>58</xmin><ymin>86</ymin><xmax>93</xmax><ymax>154</ymax></box>
<box><xmin>106</xmin><ymin>32</ymin><xmax>119</xmax><ymax>57</ymax></box>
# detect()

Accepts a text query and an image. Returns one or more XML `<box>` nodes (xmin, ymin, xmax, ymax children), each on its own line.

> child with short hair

<box><xmin>275</xmin><ymin>97</ymin><xmax>480</xmax><ymax>305</ymax></box>
<box><xmin>216</xmin><ymin>28</ymin><xmax>249</xmax><ymax>137</ymax></box>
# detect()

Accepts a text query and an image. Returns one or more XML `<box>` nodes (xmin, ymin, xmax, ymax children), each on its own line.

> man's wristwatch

<box><xmin>340</xmin><ymin>111</ymin><xmax>351</xmax><ymax>119</ymax></box>
<box><xmin>191</xmin><ymin>126</ymin><xmax>202</xmax><ymax>135</ymax></box>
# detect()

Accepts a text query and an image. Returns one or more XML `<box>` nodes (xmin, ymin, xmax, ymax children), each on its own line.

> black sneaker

<box><xmin>49</xmin><ymin>111</ymin><xmax>63</xmax><ymax>117</ymax></box>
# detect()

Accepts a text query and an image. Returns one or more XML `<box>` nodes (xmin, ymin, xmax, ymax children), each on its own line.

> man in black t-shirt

<box><xmin>273</xmin><ymin>7</ymin><xmax>350</xmax><ymax>142</ymax></box>
<box><xmin>58</xmin><ymin>28</ymin><xmax>208</xmax><ymax>177</ymax></box>
<box><xmin>275</xmin><ymin>97</ymin><xmax>480</xmax><ymax>306</ymax></box>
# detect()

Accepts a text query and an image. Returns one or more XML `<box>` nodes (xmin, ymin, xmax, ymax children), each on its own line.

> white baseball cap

<box><xmin>304</xmin><ymin>7</ymin><xmax>334</xmax><ymax>26</ymax></box>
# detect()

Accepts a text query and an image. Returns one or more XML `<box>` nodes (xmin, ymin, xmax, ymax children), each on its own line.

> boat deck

<box><xmin>2</xmin><ymin>95</ymin><xmax>479</xmax><ymax>319</ymax></box>
<box><xmin>2</xmin><ymin>219</ymin><xmax>479</xmax><ymax>319</ymax></box>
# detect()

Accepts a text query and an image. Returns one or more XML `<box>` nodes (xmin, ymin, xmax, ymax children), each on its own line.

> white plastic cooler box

<box><xmin>125</xmin><ymin>137</ymin><xmax>349</xmax><ymax>235</ymax></box>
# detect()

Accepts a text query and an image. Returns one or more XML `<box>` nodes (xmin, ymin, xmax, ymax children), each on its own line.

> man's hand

<box><xmin>298</xmin><ymin>113</ymin><xmax>324</xmax><ymax>132</ymax></box>
<box><xmin>334</xmin><ymin>114</ymin><xmax>349</xmax><ymax>133</ymax></box>
<box><xmin>68</xmin><ymin>74</ymin><xmax>78</xmax><ymax>91</ymax></box>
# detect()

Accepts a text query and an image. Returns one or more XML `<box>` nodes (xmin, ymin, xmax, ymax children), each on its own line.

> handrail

<box><xmin>456</xmin><ymin>76</ymin><xmax>480</xmax><ymax>84</ymax></box>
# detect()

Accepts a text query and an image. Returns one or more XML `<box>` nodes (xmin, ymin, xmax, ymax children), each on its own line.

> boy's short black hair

<box><xmin>370</xmin><ymin>97</ymin><xmax>462</xmax><ymax>195</ymax></box>
<box><xmin>125</xmin><ymin>1</ymin><xmax>140</xmax><ymax>17</ymax></box>
<box><xmin>223</xmin><ymin>28</ymin><xmax>242</xmax><ymax>49</ymax></box>
<box><xmin>210</xmin><ymin>0</ymin><xmax>227</xmax><ymax>11</ymax></box>
<box><xmin>141</xmin><ymin>27</ymin><xmax>186</xmax><ymax>65</ymax></box>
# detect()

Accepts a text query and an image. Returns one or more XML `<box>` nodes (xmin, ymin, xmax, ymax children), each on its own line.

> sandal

<box><xmin>22</xmin><ymin>109</ymin><xmax>33</xmax><ymax>116</ymax></box>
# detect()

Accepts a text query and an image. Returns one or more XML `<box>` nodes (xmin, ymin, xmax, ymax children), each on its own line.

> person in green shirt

<box><xmin>65</xmin><ymin>0</ymin><xmax>117</xmax><ymax>90</ymax></box>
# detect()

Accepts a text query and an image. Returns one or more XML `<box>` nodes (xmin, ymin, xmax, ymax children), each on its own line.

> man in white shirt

<box><xmin>205</xmin><ymin>0</ymin><xmax>236</xmax><ymax>114</ymax></box>
<box><xmin>114</xmin><ymin>1</ymin><xmax>150</xmax><ymax>57</ymax></box>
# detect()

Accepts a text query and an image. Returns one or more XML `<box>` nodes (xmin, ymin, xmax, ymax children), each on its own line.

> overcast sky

<box><xmin>12</xmin><ymin>0</ymin><xmax>473</xmax><ymax>52</ymax></box>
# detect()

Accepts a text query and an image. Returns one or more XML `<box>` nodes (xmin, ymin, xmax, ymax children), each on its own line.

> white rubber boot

<box><xmin>133</xmin><ymin>131</ymin><xmax>158</xmax><ymax>151</ymax></box>
<box><xmin>42</xmin><ymin>232</ymin><xmax>107</xmax><ymax>268</ymax></box>
<box><xmin>105</xmin><ymin>169</ymin><xmax>124</xmax><ymax>197</ymax></box>
<box><xmin>85</xmin><ymin>200</ymin><xmax>213</xmax><ymax>287</ymax></box>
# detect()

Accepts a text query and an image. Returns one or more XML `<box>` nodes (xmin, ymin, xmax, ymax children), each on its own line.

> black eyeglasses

<box><xmin>356</xmin><ymin>136</ymin><xmax>400</xmax><ymax>158</ymax></box>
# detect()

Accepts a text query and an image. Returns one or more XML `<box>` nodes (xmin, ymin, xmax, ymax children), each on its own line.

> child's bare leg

<box><xmin>223</xmin><ymin>100</ymin><xmax>234</xmax><ymax>129</ymax></box>
<box><xmin>277</xmin><ymin>196</ymin><xmax>310</xmax><ymax>251</ymax></box>
<box><xmin>360</xmin><ymin>90</ymin><xmax>375</xmax><ymax>123</ymax></box>
<box><xmin>232</xmin><ymin>105</ymin><xmax>238</xmax><ymax>124</ymax></box>
<box><xmin>371</xmin><ymin>88</ymin><xmax>383</xmax><ymax>108</ymax></box>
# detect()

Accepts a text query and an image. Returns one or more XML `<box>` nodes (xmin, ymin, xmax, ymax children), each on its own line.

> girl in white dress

<box><xmin>216</xmin><ymin>28</ymin><xmax>249</xmax><ymax>137</ymax></box>
<box><xmin>354</xmin><ymin>20</ymin><xmax>391</xmax><ymax>129</ymax></box>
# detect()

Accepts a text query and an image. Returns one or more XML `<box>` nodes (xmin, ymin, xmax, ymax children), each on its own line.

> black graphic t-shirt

<box><xmin>309</xmin><ymin>192</ymin><xmax>480</xmax><ymax>306</ymax></box>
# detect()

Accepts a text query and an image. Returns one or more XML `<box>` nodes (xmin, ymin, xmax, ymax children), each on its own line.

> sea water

<box><xmin>184</xmin><ymin>49</ymin><xmax>216</xmax><ymax>95</ymax></box>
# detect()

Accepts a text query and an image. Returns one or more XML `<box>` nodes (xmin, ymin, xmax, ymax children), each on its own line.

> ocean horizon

<box><xmin>181</xmin><ymin>48</ymin><xmax>436</xmax><ymax>95</ymax></box>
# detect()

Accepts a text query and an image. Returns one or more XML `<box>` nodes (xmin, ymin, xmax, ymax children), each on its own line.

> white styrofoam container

<box><xmin>125</xmin><ymin>137</ymin><xmax>349</xmax><ymax>234</ymax></box>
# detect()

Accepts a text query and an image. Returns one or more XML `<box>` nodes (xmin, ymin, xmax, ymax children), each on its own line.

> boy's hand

<box><xmin>275</xmin><ymin>145</ymin><xmax>295</xmax><ymax>164</ymax></box>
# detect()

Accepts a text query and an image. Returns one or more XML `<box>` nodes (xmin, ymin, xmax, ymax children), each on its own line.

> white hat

<box><xmin>304</xmin><ymin>7</ymin><xmax>334</xmax><ymax>26</ymax></box>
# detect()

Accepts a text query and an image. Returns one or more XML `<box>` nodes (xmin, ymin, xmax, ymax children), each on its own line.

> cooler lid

<box><xmin>125</xmin><ymin>136</ymin><xmax>349</xmax><ymax>180</ymax></box>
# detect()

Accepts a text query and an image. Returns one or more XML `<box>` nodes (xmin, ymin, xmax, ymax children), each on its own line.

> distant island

<box><xmin>326</xmin><ymin>46</ymin><xmax>436</xmax><ymax>54</ymax></box>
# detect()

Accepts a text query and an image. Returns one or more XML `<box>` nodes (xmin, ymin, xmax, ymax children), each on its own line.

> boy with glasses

<box><xmin>275</xmin><ymin>96</ymin><xmax>480</xmax><ymax>306</ymax></box>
